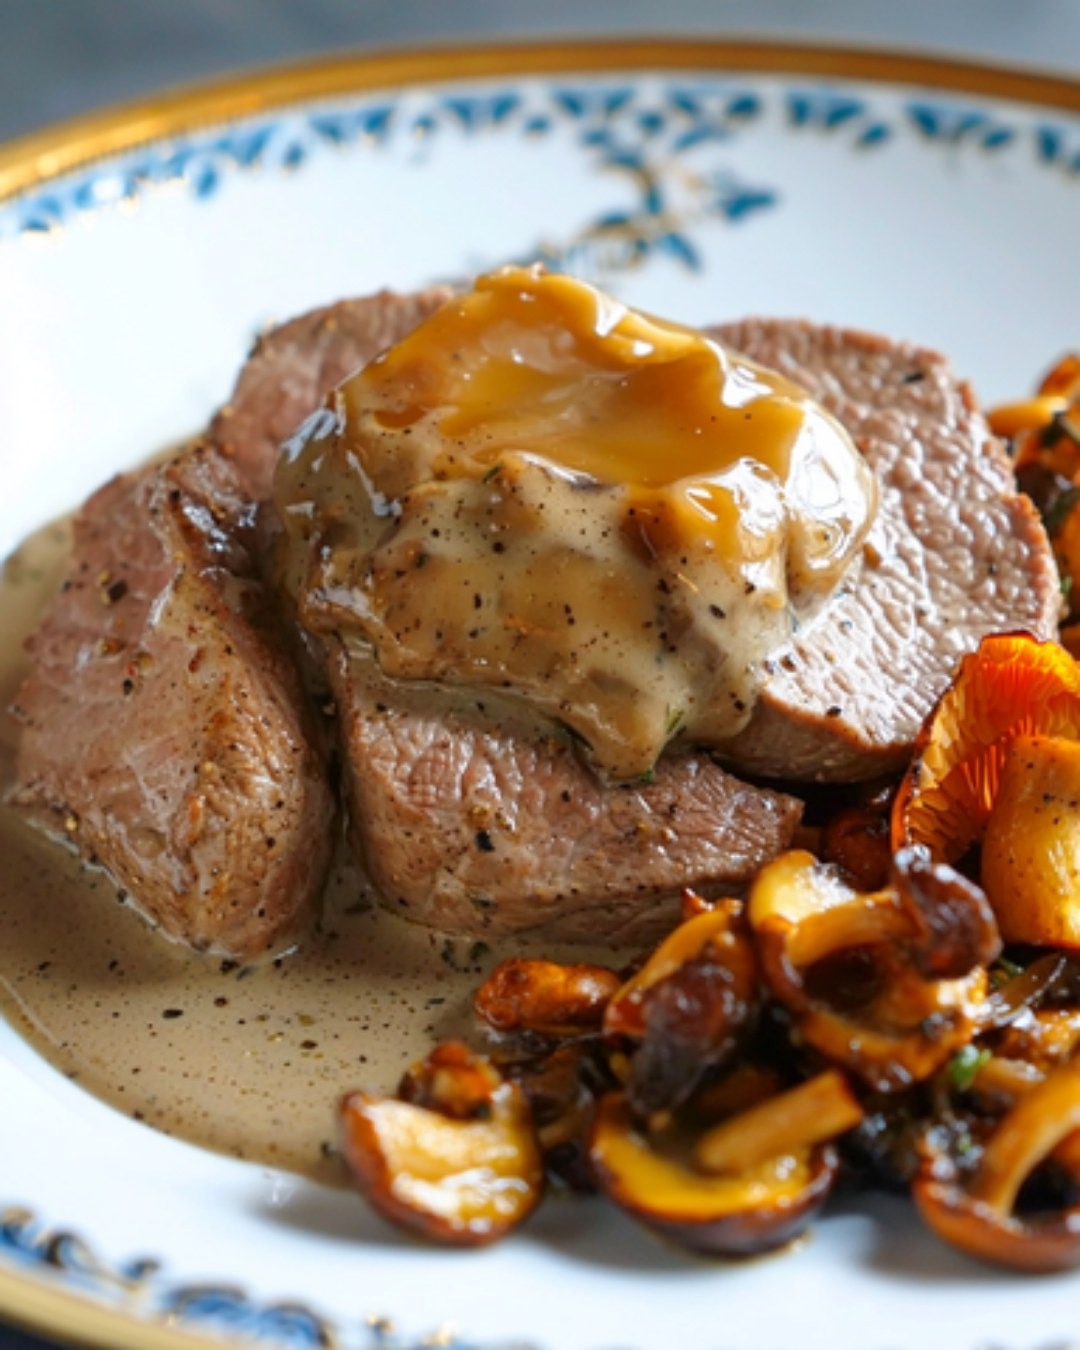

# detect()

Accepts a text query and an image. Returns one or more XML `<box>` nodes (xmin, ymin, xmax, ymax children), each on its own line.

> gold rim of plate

<box><xmin>0</xmin><ymin>1263</ymin><xmax>219</xmax><ymax>1350</ymax></box>
<box><xmin>0</xmin><ymin>31</ymin><xmax>1078</xmax><ymax>1350</ymax></box>
<box><xmin>0</xmin><ymin>37</ymin><xmax>1078</xmax><ymax>201</ymax></box>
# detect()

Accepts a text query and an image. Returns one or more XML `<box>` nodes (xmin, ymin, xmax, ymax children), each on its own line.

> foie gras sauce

<box><xmin>276</xmin><ymin>266</ymin><xmax>877</xmax><ymax>780</ymax></box>
<box><xmin>0</xmin><ymin>272</ymin><xmax>876</xmax><ymax>1184</ymax></box>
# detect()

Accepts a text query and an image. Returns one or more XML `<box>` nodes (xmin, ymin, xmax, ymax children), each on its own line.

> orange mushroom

<box><xmin>603</xmin><ymin>900</ymin><xmax>759</xmax><ymax>1114</ymax></box>
<box><xmin>893</xmin><ymin>633</ymin><xmax>1080</xmax><ymax>947</ymax></box>
<box><xmin>473</xmin><ymin>957</ymin><xmax>622</xmax><ymax>1038</ymax></box>
<box><xmin>894</xmin><ymin>634</ymin><xmax>1080</xmax><ymax>861</ymax></box>
<box><xmin>988</xmin><ymin>352</ymin><xmax>1080</xmax><ymax>479</ymax></box>
<box><xmin>588</xmin><ymin>1086</ymin><xmax>843</xmax><ymax>1258</ymax></box>
<box><xmin>1035</xmin><ymin>353</ymin><xmax>1080</xmax><ymax>400</ymax></box>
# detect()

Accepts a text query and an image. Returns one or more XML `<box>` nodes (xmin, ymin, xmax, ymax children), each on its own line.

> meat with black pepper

<box><xmin>707</xmin><ymin>320</ymin><xmax>1060</xmax><ymax>780</ymax></box>
<box><xmin>9</xmin><ymin>288</ymin><xmax>456</xmax><ymax>957</ymax></box>
<box><xmin>9</xmin><ymin>446</ymin><xmax>334</xmax><ymax>958</ymax></box>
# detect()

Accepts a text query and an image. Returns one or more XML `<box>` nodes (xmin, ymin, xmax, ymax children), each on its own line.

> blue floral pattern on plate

<box><xmin>2</xmin><ymin>61</ymin><xmax>1080</xmax><ymax>1350</ymax></box>
<box><xmin>2</xmin><ymin>1205</ymin><xmax>535</xmax><ymax>1350</ymax></box>
<box><xmin>4</xmin><ymin>76</ymin><xmax>1077</xmax><ymax>272</ymax></box>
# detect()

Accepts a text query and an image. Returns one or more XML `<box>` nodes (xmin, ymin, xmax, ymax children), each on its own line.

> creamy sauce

<box><xmin>276</xmin><ymin>267</ymin><xmax>877</xmax><ymax>781</ymax></box>
<box><xmin>0</xmin><ymin>279</ymin><xmax>871</xmax><ymax>1189</ymax></box>
<box><xmin>0</xmin><ymin>521</ymin><xmax>625</xmax><ymax>1186</ymax></box>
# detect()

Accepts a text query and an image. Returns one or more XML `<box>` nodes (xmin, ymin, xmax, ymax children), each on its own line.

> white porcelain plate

<box><xmin>1</xmin><ymin>40</ymin><xmax>1079</xmax><ymax>1350</ymax></box>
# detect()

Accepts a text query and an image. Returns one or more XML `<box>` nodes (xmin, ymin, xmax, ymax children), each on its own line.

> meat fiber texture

<box><xmin>9</xmin><ymin>289</ymin><xmax>457</xmax><ymax>959</ymax></box>
<box><xmin>329</xmin><ymin>654</ymin><xmax>803</xmax><ymax>943</ymax></box>
<box><xmin>210</xmin><ymin>287</ymin><xmax>455</xmax><ymax>502</ymax></box>
<box><xmin>215</xmin><ymin>291</ymin><xmax>808</xmax><ymax>942</ymax></box>
<box><xmin>9</xmin><ymin>446</ymin><xmax>336</xmax><ymax>960</ymax></box>
<box><xmin>709</xmin><ymin>320</ymin><xmax>1060</xmax><ymax>781</ymax></box>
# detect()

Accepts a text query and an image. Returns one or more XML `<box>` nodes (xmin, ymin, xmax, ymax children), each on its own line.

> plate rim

<box><xmin>1</xmin><ymin>35</ymin><xmax>1079</xmax><ymax>203</ymax></box>
<box><xmin>3</xmin><ymin>32</ymin><xmax>1080</xmax><ymax>1350</ymax></box>
<box><xmin>0</xmin><ymin>1262</ymin><xmax>214</xmax><ymax>1350</ymax></box>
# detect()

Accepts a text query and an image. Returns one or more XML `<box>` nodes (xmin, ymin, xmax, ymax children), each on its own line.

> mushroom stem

<box><xmin>969</xmin><ymin>1063</ymin><xmax>1080</xmax><ymax>1213</ymax></box>
<box><xmin>695</xmin><ymin>1070</ymin><xmax>863</xmax><ymax>1176</ymax></box>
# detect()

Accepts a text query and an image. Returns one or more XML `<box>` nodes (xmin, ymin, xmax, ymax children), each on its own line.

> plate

<box><xmin>1</xmin><ymin>39</ymin><xmax>1080</xmax><ymax>1350</ymax></box>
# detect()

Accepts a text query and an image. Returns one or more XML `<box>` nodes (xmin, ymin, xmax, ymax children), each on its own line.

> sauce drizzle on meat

<box><xmin>276</xmin><ymin>267</ymin><xmax>878</xmax><ymax>780</ymax></box>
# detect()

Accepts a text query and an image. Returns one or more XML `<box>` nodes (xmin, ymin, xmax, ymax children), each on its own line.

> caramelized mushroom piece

<box><xmin>604</xmin><ymin>900</ymin><xmax>758</xmax><ymax>1114</ymax></box>
<box><xmin>892</xmin><ymin>633</ymin><xmax>1080</xmax><ymax>947</ymax></box>
<box><xmin>896</xmin><ymin>848</ymin><xmax>1001</xmax><ymax>980</ymax></box>
<box><xmin>988</xmin><ymin>352</ymin><xmax>1080</xmax><ymax>478</ymax></box>
<box><xmin>504</xmin><ymin>1041</ymin><xmax>610</xmax><ymax>1190</ymax></box>
<box><xmin>915</xmin><ymin>1063</ymin><xmax>1080</xmax><ymax>1271</ymax></box>
<box><xmin>748</xmin><ymin>850</ymin><xmax>993</xmax><ymax>1091</ymax></box>
<box><xmin>338</xmin><ymin>1043</ymin><xmax>544</xmax><ymax>1246</ymax></box>
<box><xmin>474</xmin><ymin>958</ymin><xmax>622</xmax><ymax>1038</ymax></box>
<box><xmin>397</xmin><ymin>1040</ymin><xmax>506</xmax><ymax>1117</ymax></box>
<box><xmin>820</xmin><ymin>797</ymin><xmax>893</xmax><ymax>891</ymax></box>
<box><xmin>588</xmin><ymin>1089</ymin><xmax>839</xmax><ymax>1258</ymax></box>
<box><xmin>980</xmin><ymin>735</ymin><xmax>1080</xmax><ymax>948</ymax></box>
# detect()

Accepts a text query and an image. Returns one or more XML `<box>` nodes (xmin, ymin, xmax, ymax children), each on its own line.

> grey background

<box><xmin>0</xmin><ymin>3</ymin><xmax>1076</xmax><ymax>1350</ymax></box>
<box><xmin>2</xmin><ymin>0</ymin><xmax>1080</xmax><ymax>144</ymax></box>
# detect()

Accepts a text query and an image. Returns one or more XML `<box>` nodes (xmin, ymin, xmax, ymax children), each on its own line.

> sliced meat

<box><xmin>209</xmin><ymin>287</ymin><xmax>452</xmax><ymax>500</ymax></box>
<box><xmin>9</xmin><ymin>447</ymin><xmax>335</xmax><ymax>959</ymax></box>
<box><xmin>327</xmin><ymin>652</ymin><xmax>803</xmax><ymax>944</ymax></box>
<box><xmin>241</xmin><ymin>294</ymin><xmax>806</xmax><ymax>940</ymax></box>
<box><xmin>9</xmin><ymin>288</ymin><xmax>453</xmax><ymax>958</ymax></box>
<box><xmin>709</xmin><ymin>320</ymin><xmax>1060</xmax><ymax>781</ymax></box>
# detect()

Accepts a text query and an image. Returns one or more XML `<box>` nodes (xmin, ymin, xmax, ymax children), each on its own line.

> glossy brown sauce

<box><xmin>0</xmin><ymin>281</ymin><xmax>867</xmax><ymax>1190</ymax></box>
<box><xmin>0</xmin><ymin>518</ymin><xmax>622</xmax><ymax>1187</ymax></box>
<box><xmin>277</xmin><ymin>267</ymin><xmax>877</xmax><ymax>781</ymax></box>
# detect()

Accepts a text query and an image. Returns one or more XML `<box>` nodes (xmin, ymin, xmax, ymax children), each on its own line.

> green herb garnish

<box><xmin>948</xmin><ymin>1045</ymin><xmax>991</xmax><ymax>1092</ymax></box>
<box><xmin>989</xmin><ymin>956</ymin><xmax>1025</xmax><ymax>990</ymax></box>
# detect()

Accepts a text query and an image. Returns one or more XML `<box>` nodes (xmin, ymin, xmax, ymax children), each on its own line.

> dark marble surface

<box><xmin>0</xmin><ymin>4</ymin><xmax>1076</xmax><ymax>1349</ymax></box>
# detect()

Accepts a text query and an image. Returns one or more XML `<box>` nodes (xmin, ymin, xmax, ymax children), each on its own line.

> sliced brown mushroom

<box><xmin>820</xmin><ymin>796</ymin><xmax>893</xmax><ymax>891</ymax></box>
<box><xmin>603</xmin><ymin>900</ymin><xmax>759</xmax><ymax>1115</ymax></box>
<box><xmin>895</xmin><ymin>848</ymin><xmax>1001</xmax><ymax>980</ymax></box>
<box><xmin>338</xmin><ymin>1043</ymin><xmax>544</xmax><ymax>1246</ymax></box>
<box><xmin>914</xmin><ymin>1062</ymin><xmax>1080</xmax><ymax>1271</ymax></box>
<box><xmin>474</xmin><ymin>957</ymin><xmax>622</xmax><ymax>1038</ymax></box>
<box><xmin>748</xmin><ymin>850</ymin><xmax>992</xmax><ymax>1091</ymax></box>
<box><xmin>588</xmin><ymin>1088</ymin><xmax>841</xmax><ymax>1258</ymax></box>
<box><xmin>397</xmin><ymin>1039</ymin><xmax>506</xmax><ymax>1118</ymax></box>
<box><xmin>503</xmin><ymin>1041</ymin><xmax>610</xmax><ymax>1190</ymax></box>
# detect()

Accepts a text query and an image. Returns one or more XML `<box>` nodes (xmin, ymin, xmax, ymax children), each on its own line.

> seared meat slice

<box><xmin>327</xmin><ymin>654</ymin><xmax>803</xmax><ymax>943</ymax></box>
<box><xmin>9</xmin><ymin>288</ymin><xmax>452</xmax><ymax>957</ymax></box>
<box><xmin>710</xmin><ymin>320</ymin><xmax>1060</xmax><ymax>781</ymax></box>
<box><xmin>9</xmin><ymin>447</ymin><xmax>334</xmax><ymax>959</ymax></box>
<box><xmin>209</xmin><ymin>287</ymin><xmax>452</xmax><ymax>500</ymax></box>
